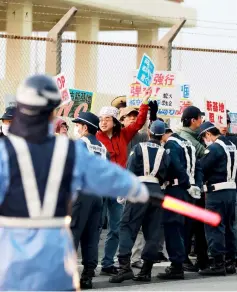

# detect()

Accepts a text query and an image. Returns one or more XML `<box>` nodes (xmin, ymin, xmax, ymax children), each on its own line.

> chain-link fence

<box><xmin>0</xmin><ymin>34</ymin><xmax>47</xmax><ymax>111</ymax></box>
<box><xmin>172</xmin><ymin>47</ymin><xmax>237</xmax><ymax>110</ymax></box>
<box><xmin>1</xmin><ymin>33</ymin><xmax>237</xmax><ymax>137</ymax></box>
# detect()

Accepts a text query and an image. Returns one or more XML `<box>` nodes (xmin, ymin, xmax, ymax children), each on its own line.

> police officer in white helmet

<box><xmin>0</xmin><ymin>74</ymin><xmax>150</xmax><ymax>291</ymax></box>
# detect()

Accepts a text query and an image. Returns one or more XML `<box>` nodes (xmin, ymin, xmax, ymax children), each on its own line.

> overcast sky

<box><xmin>94</xmin><ymin>0</ymin><xmax>237</xmax><ymax>110</ymax></box>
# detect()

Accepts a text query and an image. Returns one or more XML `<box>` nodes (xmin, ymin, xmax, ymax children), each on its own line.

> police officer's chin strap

<box><xmin>9</xmin><ymin>105</ymin><xmax>52</xmax><ymax>144</ymax></box>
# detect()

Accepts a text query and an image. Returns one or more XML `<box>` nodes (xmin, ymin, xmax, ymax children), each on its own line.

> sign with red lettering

<box><xmin>54</xmin><ymin>72</ymin><xmax>71</xmax><ymax>106</ymax></box>
<box><xmin>56</xmin><ymin>88</ymin><xmax>94</xmax><ymax>119</ymax></box>
<box><xmin>205</xmin><ymin>99</ymin><xmax>227</xmax><ymax>126</ymax></box>
<box><xmin>127</xmin><ymin>70</ymin><xmax>183</xmax><ymax>115</ymax></box>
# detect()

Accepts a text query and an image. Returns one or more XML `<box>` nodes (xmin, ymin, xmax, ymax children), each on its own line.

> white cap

<box><xmin>99</xmin><ymin>106</ymin><xmax>119</xmax><ymax>120</ymax></box>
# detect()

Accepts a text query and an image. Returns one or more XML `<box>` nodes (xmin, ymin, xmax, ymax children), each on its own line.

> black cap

<box><xmin>0</xmin><ymin>106</ymin><xmax>16</xmax><ymax>120</ymax></box>
<box><xmin>72</xmin><ymin>112</ymin><xmax>99</xmax><ymax>129</ymax></box>
<box><xmin>150</xmin><ymin>120</ymin><xmax>166</xmax><ymax>136</ymax></box>
<box><xmin>181</xmin><ymin>106</ymin><xmax>202</xmax><ymax>122</ymax></box>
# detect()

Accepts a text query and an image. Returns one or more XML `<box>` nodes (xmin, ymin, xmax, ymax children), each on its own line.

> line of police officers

<box><xmin>1</xmin><ymin>100</ymin><xmax>237</xmax><ymax>289</ymax></box>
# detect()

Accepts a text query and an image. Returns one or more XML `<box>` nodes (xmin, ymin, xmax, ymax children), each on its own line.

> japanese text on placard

<box><xmin>137</xmin><ymin>54</ymin><xmax>155</xmax><ymax>87</ymax></box>
<box><xmin>205</xmin><ymin>100</ymin><xmax>226</xmax><ymax>126</ymax></box>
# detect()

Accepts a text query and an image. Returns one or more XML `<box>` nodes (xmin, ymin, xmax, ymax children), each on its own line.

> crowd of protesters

<box><xmin>1</xmin><ymin>84</ymin><xmax>237</xmax><ymax>290</ymax></box>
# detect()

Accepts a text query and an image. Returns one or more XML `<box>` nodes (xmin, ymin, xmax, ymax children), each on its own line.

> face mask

<box><xmin>74</xmin><ymin>126</ymin><xmax>86</xmax><ymax>139</ymax></box>
<box><xmin>204</xmin><ymin>139</ymin><xmax>213</xmax><ymax>147</ymax></box>
<box><xmin>2</xmin><ymin>124</ymin><xmax>10</xmax><ymax>136</ymax></box>
<box><xmin>48</xmin><ymin>122</ymin><xmax>54</xmax><ymax>136</ymax></box>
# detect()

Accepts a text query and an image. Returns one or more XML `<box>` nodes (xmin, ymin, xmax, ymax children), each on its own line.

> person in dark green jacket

<box><xmin>177</xmin><ymin>106</ymin><xmax>209</xmax><ymax>273</ymax></box>
<box><xmin>176</xmin><ymin>106</ymin><xmax>205</xmax><ymax>159</ymax></box>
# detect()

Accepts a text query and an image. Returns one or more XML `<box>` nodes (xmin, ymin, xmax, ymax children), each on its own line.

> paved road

<box><xmin>78</xmin><ymin>264</ymin><xmax>237</xmax><ymax>291</ymax></box>
<box><xmin>94</xmin><ymin>274</ymin><xmax>237</xmax><ymax>291</ymax></box>
<box><xmin>78</xmin><ymin>230</ymin><xmax>237</xmax><ymax>290</ymax></box>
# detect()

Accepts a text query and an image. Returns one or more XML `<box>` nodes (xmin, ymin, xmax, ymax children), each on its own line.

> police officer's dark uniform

<box><xmin>158</xmin><ymin>128</ymin><xmax>203</xmax><ymax>280</ymax></box>
<box><xmin>110</xmin><ymin>120</ymin><xmax>170</xmax><ymax>284</ymax></box>
<box><xmin>199</xmin><ymin>122</ymin><xmax>236</xmax><ymax>276</ymax></box>
<box><xmin>0</xmin><ymin>107</ymin><xmax>16</xmax><ymax>137</ymax></box>
<box><xmin>70</xmin><ymin>112</ymin><xmax>108</xmax><ymax>289</ymax></box>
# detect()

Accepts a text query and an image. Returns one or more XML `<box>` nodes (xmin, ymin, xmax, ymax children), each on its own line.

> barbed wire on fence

<box><xmin>1</xmin><ymin>33</ymin><xmax>237</xmax><ymax>55</ymax></box>
<box><xmin>1</xmin><ymin>0</ymin><xmax>237</xmax><ymax>27</ymax></box>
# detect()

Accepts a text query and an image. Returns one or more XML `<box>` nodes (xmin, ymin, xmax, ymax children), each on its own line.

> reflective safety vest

<box><xmin>139</xmin><ymin>142</ymin><xmax>165</xmax><ymax>183</ymax></box>
<box><xmin>203</xmin><ymin>139</ymin><xmax>237</xmax><ymax>192</ymax></box>
<box><xmin>0</xmin><ymin>134</ymin><xmax>71</xmax><ymax>228</ymax></box>
<box><xmin>215</xmin><ymin>139</ymin><xmax>237</xmax><ymax>183</ymax></box>
<box><xmin>80</xmin><ymin>136</ymin><xmax>107</xmax><ymax>160</ymax></box>
<box><xmin>167</xmin><ymin>136</ymin><xmax>196</xmax><ymax>185</ymax></box>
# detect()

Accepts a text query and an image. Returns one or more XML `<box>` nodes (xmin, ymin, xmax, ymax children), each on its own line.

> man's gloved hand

<box><xmin>127</xmin><ymin>183</ymin><xmax>149</xmax><ymax>203</ymax></box>
<box><xmin>148</xmin><ymin>100</ymin><xmax>158</xmax><ymax>122</ymax></box>
<box><xmin>188</xmin><ymin>185</ymin><xmax>201</xmax><ymax>199</ymax></box>
<box><xmin>117</xmin><ymin>197</ymin><xmax>126</xmax><ymax>205</ymax></box>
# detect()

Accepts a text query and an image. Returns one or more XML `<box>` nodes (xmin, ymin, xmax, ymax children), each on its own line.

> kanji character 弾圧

<box><xmin>130</xmin><ymin>83</ymin><xmax>142</xmax><ymax>97</ymax></box>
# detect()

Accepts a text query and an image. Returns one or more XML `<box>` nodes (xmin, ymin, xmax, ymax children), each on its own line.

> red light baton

<box><xmin>162</xmin><ymin>195</ymin><xmax>221</xmax><ymax>227</ymax></box>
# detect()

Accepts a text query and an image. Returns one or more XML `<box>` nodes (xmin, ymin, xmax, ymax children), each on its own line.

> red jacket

<box><xmin>96</xmin><ymin>104</ymin><xmax>149</xmax><ymax>168</ymax></box>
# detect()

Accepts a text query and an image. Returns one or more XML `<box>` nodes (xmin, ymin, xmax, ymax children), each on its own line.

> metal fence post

<box><xmin>45</xmin><ymin>7</ymin><xmax>78</xmax><ymax>76</ymax></box>
<box><xmin>157</xmin><ymin>18</ymin><xmax>186</xmax><ymax>70</ymax></box>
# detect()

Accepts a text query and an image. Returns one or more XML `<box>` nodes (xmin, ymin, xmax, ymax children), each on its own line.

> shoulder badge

<box><xmin>166</xmin><ymin>149</ymin><xmax>170</xmax><ymax>155</ymax></box>
<box><xmin>129</xmin><ymin>151</ymin><xmax>134</xmax><ymax>156</ymax></box>
<box><xmin>204</xmin><ymin>149</ymin><xmax>210</xmax><ymax>155</ymax></box>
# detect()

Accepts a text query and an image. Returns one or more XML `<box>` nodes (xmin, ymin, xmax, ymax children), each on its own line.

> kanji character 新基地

<box><xmin>212</xmin><ymin>102</ymin><xmax>218</xmax><ymax>112</ymax></box>
<box><xmin>206</xmin><ymin>101</ymin><xmax>213</xmax><ymax>111</ymax></box>
<box><xmin>219</xmin><ymin>102</ymin><xmax>225</xmax><ymax>113</ymax></box>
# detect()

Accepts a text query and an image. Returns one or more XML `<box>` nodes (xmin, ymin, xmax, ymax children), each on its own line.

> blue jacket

<box><xmin>0</xmin><ymin>134</ymin><xmax>144</xmax><ymax>291</ymax></box>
